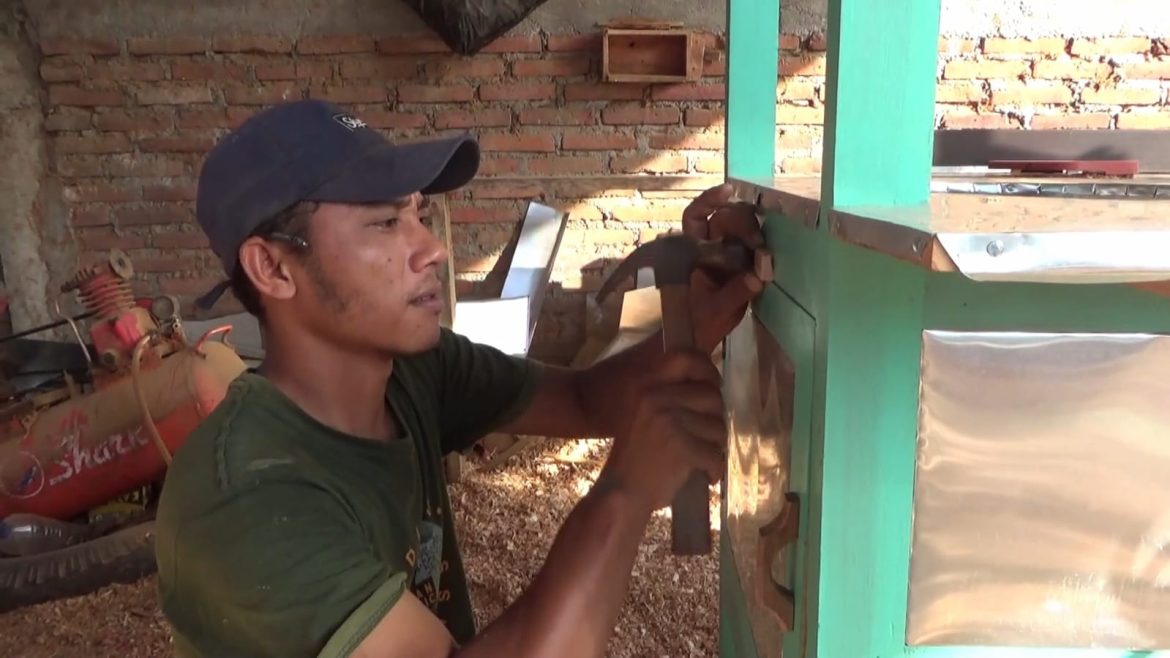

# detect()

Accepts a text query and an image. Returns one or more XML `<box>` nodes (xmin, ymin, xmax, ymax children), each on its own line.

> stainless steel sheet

<box><xmin>908</xmin><ymin>330</ymin><xmax>1170</xmax><ymax>649</ymax></box>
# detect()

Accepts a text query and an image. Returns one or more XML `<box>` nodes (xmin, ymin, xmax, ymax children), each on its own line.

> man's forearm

<box><xmin>456</xmin><ymin>481</ymin><xmax>652</xmax><ymax>658</ymax></box>
<box><xmin>573</xmin><ymin>330</ymin><xmax>666</xmax><ymax>438</ymax></box>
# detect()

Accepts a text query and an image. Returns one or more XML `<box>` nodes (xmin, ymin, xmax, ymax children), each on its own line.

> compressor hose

<box><xmin>129</xmin><ymin>332</ymin><xmax>172</xmax><ymax>466</ymax></box>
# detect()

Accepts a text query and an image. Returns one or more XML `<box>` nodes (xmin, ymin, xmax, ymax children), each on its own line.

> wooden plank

<box><xmin>725</xmin><ymin>0</ymin><xmax>779</xmax><ymax>179</ymax></box>
<box><xmin>430</xmin><ymin>195</ymin><xmax>456</xmax><ymax>329</ymax></box>
<box><xmin>820</xmin><ymin>0</ymin><xmax>941</xmax><ymax>208</ymax></box>
<box><xmin>934</xmin><ymin>129</ymin><xmax>1170</xmax><ymax>173</ymax></box>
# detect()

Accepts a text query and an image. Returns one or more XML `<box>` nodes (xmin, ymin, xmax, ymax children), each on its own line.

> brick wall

<box><xmin>35</xmin><ymin>30</ymin><xmax>1170</xmax><ymax>362</ymax></box>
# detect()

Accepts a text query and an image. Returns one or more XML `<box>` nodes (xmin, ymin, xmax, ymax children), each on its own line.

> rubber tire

<box><xmin>0</xmin><ymin>519</ymin><xmax>158</xmax><ymax>613</ymax></box>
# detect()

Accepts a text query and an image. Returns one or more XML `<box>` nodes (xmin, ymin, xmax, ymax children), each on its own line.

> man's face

<box><xmin>288</xmin><ymin>193</ymin><xmax>448</xmax><ymax>356</ymax></box>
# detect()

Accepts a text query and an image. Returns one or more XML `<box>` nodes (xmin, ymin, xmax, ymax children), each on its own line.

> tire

<box><xmin>0</xmin><ymin>519</ymin><xmax>158</xmax><ymax>613</ymax></box>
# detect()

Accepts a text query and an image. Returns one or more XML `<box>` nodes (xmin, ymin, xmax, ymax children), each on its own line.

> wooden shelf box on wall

<box><xmin>602</xmin><ymin>27</ymin><xmax>704</xmax><ymax>83</ymax></box>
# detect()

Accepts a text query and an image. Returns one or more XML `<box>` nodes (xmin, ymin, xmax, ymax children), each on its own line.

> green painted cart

<box><xmin>717</xmin><ymin>1</ymin><xmax>1170</xmax><ymax>657</ymax></box>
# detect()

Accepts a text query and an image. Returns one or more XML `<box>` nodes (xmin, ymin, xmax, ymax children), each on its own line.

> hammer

<box><xmin>596</xmin><ymin>232</ymin><xmax>764</xmax><ymax>555</ymax></box>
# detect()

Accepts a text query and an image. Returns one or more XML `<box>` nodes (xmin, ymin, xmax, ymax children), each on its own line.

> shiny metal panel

<box><xmin>724</xmin><ymin>310</ymin><xmax>796</xmax><ymax>658</ymax></box>
<box><xmin>935</xmin><ymin>230</ymin><xmax>1170</xmax><ymax>284</ymax></box>
<box><xmin>908</xmin><ymin>330</ymin><xmax>1170</xmax><ymax>650</ymax></box>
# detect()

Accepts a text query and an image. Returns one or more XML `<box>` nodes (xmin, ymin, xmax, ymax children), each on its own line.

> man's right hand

<box><xmin>597</xmin><ymin>347</ymin><xmax>728</xmax><ymax>514</ymax></box>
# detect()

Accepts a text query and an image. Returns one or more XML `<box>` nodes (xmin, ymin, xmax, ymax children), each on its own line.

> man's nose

<box><xmin>409</xmin><ymin>218</ymin><xmax>448</xmax><ymax>272</ymax></box>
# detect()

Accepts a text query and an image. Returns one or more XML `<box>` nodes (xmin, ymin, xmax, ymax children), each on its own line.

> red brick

<box><xmin>450</xmin><ymin>206</ymin><xmax>520</xmax><ymax>223</ymax></box>
<box><xmin>547</xmin><ymin>34</ymin><xmax>600</xmax><ymax>52</ymax></box>
<box><xmin>685</xmin><ymin>108</ymin><xmax>723</xmax><ymax>127</ymax></box>
<box><xmin>89</xmin><ymin>60</ymin><xmax>167</xmax><ymax>81</ymax></box>
<box><xmin>55</xmin><ymin>156</ymin><xmax>104</xmax><ymax>177</ymax></box>
<box><xmin>780</xmin><ymin>56</ymin><xmax>827</xmax><ymax>76</ymax></box>
<box><xmin>1117</xmin><ymin>112</ymin><xmax>1170</xmax><ymax>129</ymax></box>
<box><xmin>941</xmin><ymin>110</ymin><xmax>1015</xmax><ymax>129</ymax></box>
<box><xmin>480</xmin><ymin>36</ymin><xmax>543</xmax><ymax>53</ymax></box>
<box><xmin>132</xmin><ymin>256</ymin><xmax>202</xmax><ymax>274</ymax></box>
<box><xmin>40</xmin><ymin>60</ymin><xmax>84</xmax><ymax>82</ymax></box>
<box><xmin>44</xmin><ymin>110</ymin><xmax>92</xmax><ymax>132</ymax></box>
<box><xmin>139</xmin><ymin>136</ymin><xmax>216</xmax><ymax>153</ymax></box>
<box><xmin>777</xmin><ymin>34</ymin><xmax>801</xmax><ymax>50</ymax></box>
<box><xmin>471</xmin><ymin>183</ymin><xmax>545</xmax><ymax>199</ymax></box>
<box><xmin>94</xmin><ymin>109</ymin><xmax>175</xmax><ymax>132</ymax></box>
<box><xmin>64</xmin><ymin>183</ymin><xmax>138</xmax><ymax>203</ymax></box>
<box><xmin>936</xmin><ymin>80</ymin><xmax>987</xmax><ymax>103</ymax></box>
<box><xmin>297</xmin><ymin>35</ymin><xmax>375</xmax><ymax>55</ymax></box>
<box><xmin>1031</xmin><ymin>113</ymin><xmax>1113</xmax><ymax>129</ymax></box>
<box><xmin>605</xmin><ymin>201</ymin><xmax>692</xmax><ymax>222</ymax></box>
<box><xmin>693</xmin><ymin>156</ymin><xmax>724</xmax><ymax>173</ymax></box>
<box><xmin>375</xmin><ymin>36</ymin><xmax>450</xmax><ymax>54</ymax></box>
<box><xmin>528</xmin><ymin>155</ymin><xmax>607</xmax><ymax>175</ymax></box>
<box><xmin>71</xmin><ymin>206</ymin><xmax>111</xmax><ymax>227</ymax></box>
<box><xmin>778</xmin><ymin>128</ymin><xmax>817</xmax><ymax>149</ymax></box>
<box><xmin>49</xmin><ymin>86</ymin><xmax>124</xmax><ymax>107</ymax></box>
<box><xmin>224</xmin><ymin>84</ymin><xmax>304</xmax><ymax>105</ymax></box>
<box><xmin>254</xmin><ymin>63</ymin><xmax>296</xmax><ymax>80</ymax></box>
<box><xmin>360</xmin><ymin>111</ymin><xmax>429</xmax><ymax>130</ymax></box>
<box><xmin>781</xmin><ymin>157</ymin><xmax>821</xmax><ymax>174</ymax></box>
<box><xmin>56</xmin><ymin>134</ymin><xmax>131</xmax><ymax>154</ymax></box>
<box><xmin>479</xmin><ymin>83</ymin><xmax>555</xmax><ymax>101</ymax></box>
<box><xmin>153</xmin><ymin>231</ymin><xmax>210</xmax><ymax>249</ymax></box>
<box><xmin>127</xmin><ymin>37</ymin><xmax>207</xmax><ymax>55</ymax></box>
<box><xmin>307</xmin><ymin>85</ymin><xmax>389</xmax><ymax>104</ymax></box>
<box><xmin>775</xmin><ymin>105</ymin><xmax>824</xmax><ymax>125</ymax></box>
<box><xmin>1033</xmin><ymin>59</ymin><xmax>1113</xmax><ymax>80</ymax></box>
<box><xmin>1082</xmin><ymin>84</ymin><xmax>1163</xmax><ymax>105</ymax></box>
<box><xmin>103</xmin><ymin>154</ymin><xmax>189</xmax><ymax>177</ymax></box>
<box><xmin>512</xmin><ymin>58</ymin><xmax>591</xmax><ymax>77</ymax></box>
<box><xmin>1124</xmin><ymin>58</ymin><xmax>1170</xmax><ymax>80</ymax></box>
<box><xmin>982</xmin><ymin>37</ymin><xmax>1067</xmax><ymax>56</ymax></box>
<box><xmin>77</xmin><ymin>228</ymin><xmax>148</xmax><ymax>251</ymax></box>
<box><xmin>171</xmin><ymin>60</ymin><xmax>249</xmax><ymax>81</ymax></box>
<box><xmin>991</xmin><ymin>82</ymin><xmax>1073</xmax><ymax>106</ymax></box>
<box><xmin>1071</xmin><ymin>37</ymin><xmax>1152</xmax><ymax>57</ymax></box>
<box><xmin>480</xmin><ymin>133</ymin><xmax>556</xmax><ymax>152</ymax></box>
<box><xmin>703</xmin><ymin>53</ymin><xmax>727</xmax><ymax>77</ymax></box>
<box><xmin>806</xmin><ymin>33</ymin><xmax>827</xmax><ymax>52</ymax></box>
<box><xmin>518</xmin><ymin>108</ymin><xmax>595</xmax><ymax>125</ymax></box>
<box><xmin>143</xmin><ymin>183</ymin><xmax>198</xmax><ymax>202</ymax></box>
<box><xmin>648</xmin><ymin>131</ymin><xmax>723</xmax><ymax>150</ymax></box>
<box><xmin>561</xmin><ymin>132</ymin><xmax>637</xmax><ymax>150</ymax></box>
<box><xmin>136</xmin><ymin>85</ymin><xmax>214</xmax><ymax>106</ymax></box>
<box><xmin>212</xmin><ymin>36</ymin><xmax>293</xmax><ymax>53</ymax></box>
<box><xmin>424</xmin><ymin>59</ymin><xmax>507</xmax><ymax>79</ymax></box>
<box><xmin>478</xmin><ymin>157</ymin><xmax>524</xmax><ymax>176</ymax></box>
<box><xmin>611</xmin><ymin>154</ymin><xmax>688</xmax><ymax>174</ymax></box>
<box><xmin>158</xmin><ymin>276</ymin><xmax>221</xmax><ymax>296</ymax></box>
<box><xmin>564</xmin><ymin>83</ymin><xmax>645</xmax><ymax>101</ymax></box>
<box><xmin>177</xmin><ymin>108</ymin><xmax>234</xmax><ymax>129</ymax></box>
<box><xmin>435</xmin><ymin>109</ymin><xmax>512</xmax><ymax>129</ymax></box>
<box><xmin>943</xmin><ymin>60</ymin><xmax>1028</xmax><ymax>80</ymax></box>
<box><xmin>339</xmin><ymin>56</ymin><xmax>418</xmax><ymax>79</ymax></box>
<box><xmin>41</xmin><ymin>39</ymin><xmax>120</xmax><ymax>56</ymax></box>
<box><xmin>601</xmin><ymin>105</ymin><xmax>680</xmax><ymax>126</ymax></box>
<box><xmin>397</xmin><ymin>85</ymin><xmax>474</xmax><ymax>103</ymax></box>
<box><xmin>115</xmin><ymin>204</ymin><xmax>192</xmax><ymax>226</ymax></box>
<box><xmin>650</xmin><ymin>84</ymin><xmax>726</xmax><ymax>101</ymax></box>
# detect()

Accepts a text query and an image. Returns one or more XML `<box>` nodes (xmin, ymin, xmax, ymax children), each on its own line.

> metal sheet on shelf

<box><xmin>723</xmin><ymin>310</ymin><xmax>795</xmax><ymax>658</ymax></box>
<box><xmin>908</xmin><ymin>330</ymin><xmax>1170</xmax><ymax>650</ymax></box>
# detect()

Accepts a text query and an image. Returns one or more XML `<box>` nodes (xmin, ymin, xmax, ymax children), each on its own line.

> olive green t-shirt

<box><xmin>154</xmin><ymin>328</ymin><xmax>542</xmax><ymax>658</ymax></box>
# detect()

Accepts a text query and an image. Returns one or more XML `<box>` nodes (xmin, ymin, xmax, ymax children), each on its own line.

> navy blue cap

<box><xmin>193</xmin><ymin>99</ymin><xmax>479</xmax><ymax>310</ymax></box>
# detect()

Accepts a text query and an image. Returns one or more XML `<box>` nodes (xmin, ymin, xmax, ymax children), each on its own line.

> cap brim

<box><xmin>306</xmin><ymin>133</ymin><xmax>480</xmax><ymax>204</ymax></box>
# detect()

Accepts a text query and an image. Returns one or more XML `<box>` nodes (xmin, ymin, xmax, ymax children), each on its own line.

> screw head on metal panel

<box><xmin>986</xmin><ymin>240</ymin><xmax>1006</xmax><ymax>257</ymax></box>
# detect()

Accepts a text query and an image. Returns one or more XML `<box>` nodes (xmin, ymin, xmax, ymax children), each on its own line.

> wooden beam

<box><xmin>725</xmin><ymin>0</ymin><xmax>779</xmax><ymax>179</ymax></box>
<box><xmin>820</xmin><ymin>0</ymin><xmax>942</xmax><ymax>208</ymax></box>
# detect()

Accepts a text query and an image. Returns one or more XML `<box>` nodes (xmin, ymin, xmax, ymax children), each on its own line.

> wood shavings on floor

<box><xmin>0</xmin><ymin>438</ymin><xmax>719</xmax><ymax>657</ymax></box>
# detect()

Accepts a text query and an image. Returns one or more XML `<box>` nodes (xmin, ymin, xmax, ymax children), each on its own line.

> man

<box><xmin>155</xmin><ymin>99</ymin><xmax>764</xmax><ymax>658</ymax></box>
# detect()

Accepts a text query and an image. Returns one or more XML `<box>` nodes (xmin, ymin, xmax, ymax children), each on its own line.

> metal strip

<box><xmin>935</xmin><ymin>231</ymin><xmax>1170</xmax><ymax>283</ymax></box>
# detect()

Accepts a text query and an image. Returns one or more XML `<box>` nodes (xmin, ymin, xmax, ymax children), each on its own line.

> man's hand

<box><xmin>598</xmin><ymin>348</ymin><xmax>727</xmax><ymax>513</ymax></box>
<box><xmin>682</xmin><ymin>183</ymin><xmax>766</xmax><ymax>353</ymax></box>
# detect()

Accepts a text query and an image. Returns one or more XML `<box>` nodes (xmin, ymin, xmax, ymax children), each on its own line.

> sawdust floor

<box><xmin>0</xmin><ymin>438</ymin><xmax>720</xmax><ymax>657</ymax></box>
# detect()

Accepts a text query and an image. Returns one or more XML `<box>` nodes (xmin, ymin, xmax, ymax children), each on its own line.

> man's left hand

<box><xmin>681</xmin><ymin>183</ymin><xmax>766</xmax><ymax>353</ymax></box>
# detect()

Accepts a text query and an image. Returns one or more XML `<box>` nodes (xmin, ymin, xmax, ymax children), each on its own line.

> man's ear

<box><xmin>237</xmin><ymin>237</ymin><xmax>298</xmax><ymax>303</ymax></box>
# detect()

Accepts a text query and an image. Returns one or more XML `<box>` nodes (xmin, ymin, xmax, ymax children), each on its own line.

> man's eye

<box><xmin>373</xmin><ymin>217</ymin><xmax>399</xmax><ymax>228</ymax></box>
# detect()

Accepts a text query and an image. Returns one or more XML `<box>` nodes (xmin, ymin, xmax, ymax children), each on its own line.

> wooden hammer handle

<box><xmin>658</xmin><ymin>284</ymin><xmax>712</xmax><ymax>556</ymax></box>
